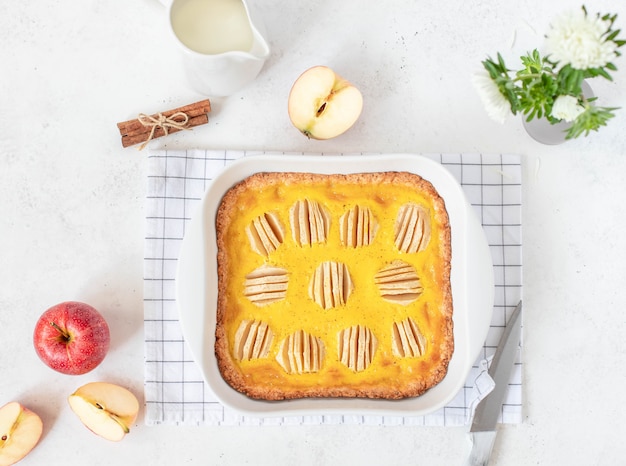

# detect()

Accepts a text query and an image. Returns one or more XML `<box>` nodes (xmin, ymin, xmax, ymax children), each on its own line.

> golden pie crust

<box><xmin>215</xmin><ymin>171</ymin><xmax>453</xmax><ymax>400</ymax></box>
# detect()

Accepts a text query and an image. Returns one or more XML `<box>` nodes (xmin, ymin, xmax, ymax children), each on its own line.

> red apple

<box><xmin>33</xmin><ymin>301</ymin><xmax>110</xmax><ymax>375</ymax></box>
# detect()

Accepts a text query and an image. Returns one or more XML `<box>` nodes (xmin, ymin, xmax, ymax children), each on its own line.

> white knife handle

<box><xmin>464</xmin><ymin>431</ymin><xmax>497</xmax><ymax>466</ymax></box>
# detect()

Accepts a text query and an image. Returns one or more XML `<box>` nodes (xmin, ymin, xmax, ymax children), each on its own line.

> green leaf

<box><xmin>597</xmin><ymin>68</ymin><xmax>613</xmax><ymax>80</ymax></box>
<box><xmin>481</xmin><ymin>55</ymin><xmax>522</xmax><ymax>114</ymax></box>
<box><xmin>565</xmin><ymin>106</ymin><xmax>620</xmax><ymax>139</ymax></box>
<box><xmin>606</xmin><ymin>29</ymin><xmax>620</xmax><ymax>42</ymax></box>
<box><xmin>556</xmin><ymin>66</ymin><xmax>584</xmax><ymax>95</ymax></box>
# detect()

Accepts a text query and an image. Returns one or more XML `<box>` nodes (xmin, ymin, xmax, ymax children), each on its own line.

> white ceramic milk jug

<box><xmin>159</xmin><ymin>0</ymin><xmax>270</xmax><ymax>96</ymax></box>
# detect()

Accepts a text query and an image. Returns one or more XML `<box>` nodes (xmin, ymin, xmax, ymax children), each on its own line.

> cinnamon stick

<box><xmin>117</xmin><ymin>99</ymin><xmax>211</xmax><ymax>135</ymax></box>
<box><xmin>117</xmin><ymin>99</ymin><xmax>211</xmax><ymax>148</ymax></box>
<box><xmin>120</xmin><ymin>114</ymin><xmax>209</xmax><ymax>148</ymax></box>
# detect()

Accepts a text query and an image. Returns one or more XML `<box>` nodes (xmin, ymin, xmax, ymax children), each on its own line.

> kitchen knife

<box><xmin>464</xmin><ymin>300</ymin><xmax>522</xmax><ymax>466</ymax></box>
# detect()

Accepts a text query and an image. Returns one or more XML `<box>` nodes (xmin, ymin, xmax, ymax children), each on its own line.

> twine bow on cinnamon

<box><xmin>116</xmin><ymin>99</ymin><xmax>211</xmax><ymax>149</ymax></box>
<box><xmin>136</xmin><ymin>112</ymin><xmax>189</xmax><ymax>150</ymax></box>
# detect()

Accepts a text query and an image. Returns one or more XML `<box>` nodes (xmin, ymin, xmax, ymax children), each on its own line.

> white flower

<box><xmin>551</xmin><ymin>95</ymin><xmax>585</xmax><ymax>122</ymax></box>
<box><xmin>471</xmin><ymin>71</ymin><xmax>511</xmax><ymax>124</ymax></box>
<box><xmin>546</xmin><ymin>9</ymin><xmax>618</xmax><ymax>69</ymax></box>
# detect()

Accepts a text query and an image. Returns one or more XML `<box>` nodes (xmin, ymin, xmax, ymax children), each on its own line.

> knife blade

<box><xmin>464</xmin><ymin>300</ymin><xmax>522</xmax><ymax>466</ymax></box>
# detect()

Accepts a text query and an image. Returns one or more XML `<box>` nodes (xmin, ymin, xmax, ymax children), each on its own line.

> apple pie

<box><xmin>215</xmin><ymin>171</ymin><xmax>453</xmax><ymax>400</ymax></box>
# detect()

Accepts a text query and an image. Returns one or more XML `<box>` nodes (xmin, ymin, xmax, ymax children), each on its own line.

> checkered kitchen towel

<box><xmin>144</xmin><ymin>151</ymin><xmax>522</xmax><ymax>426</ymax></box>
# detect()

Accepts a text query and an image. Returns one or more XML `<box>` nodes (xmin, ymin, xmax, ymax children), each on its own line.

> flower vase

<box><xmin>521</xmin><ymin>81</ymin><xmax>594</xmax><ymax>145</ymax></box>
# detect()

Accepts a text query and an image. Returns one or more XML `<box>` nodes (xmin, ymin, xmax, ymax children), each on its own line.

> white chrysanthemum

<box><xmin>471</xmin><ymin>71</ymin><xmax>511</xmax><ymax>124</ymax></box>
<box><xmin>546</xmin><ymin>9</ymin><xmax>618</xmax><ymax>69</ymax></box>
<box><xmin>551</xmin><ymin>95</ymin><xmax>585</xmax><ymax>122</ymax></box>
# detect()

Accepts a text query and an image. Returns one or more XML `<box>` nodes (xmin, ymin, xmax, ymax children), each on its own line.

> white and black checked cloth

<box><xmin>144</xmin><ymin>150</ymin><xmax>523</xmax><ymax>426</ymax></box>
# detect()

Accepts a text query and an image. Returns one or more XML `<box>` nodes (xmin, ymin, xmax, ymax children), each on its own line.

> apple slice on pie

<box><xmin>276</xmin><ymin>330</ymin><xmax>325</xmax><ymax>374</ymax></box>
<box><xmin>374</xmin><ymin>260</ymin><xmax>423</xmax><ymax>305</ymax></box>
<box><xmin>394</xmin><ymin>203</ymin><xmax>431</xmax><ymax>253</ymax></box>
<box><xmin>337</xmin><ymin>324</ymin><xmax>378</xmax><ymax>372</ymax></box>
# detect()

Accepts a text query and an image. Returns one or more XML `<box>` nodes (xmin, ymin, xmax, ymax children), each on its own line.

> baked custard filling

<box><xmin>215</xmin><ymin>171</ymin><xmax>452</xmax><ymax>400</ymax></box>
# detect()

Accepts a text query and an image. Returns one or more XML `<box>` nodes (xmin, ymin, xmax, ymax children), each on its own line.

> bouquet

<box><xmin>473</xmin><ymin>6</ymin><xmax>625</xmax><ymax>139</ymax></box>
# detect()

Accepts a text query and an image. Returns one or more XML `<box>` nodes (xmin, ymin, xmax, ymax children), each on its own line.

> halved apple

<box><xmin>68</xmin><ymin>382</ymin><xmax>139</xmax><ymax>442</ymax></box>
<box><xmin>288</xmin><ymin>65</ymin><xmax>363</xmax><ymax>140</ymax></box>
<box><xmin>0</xmin><ymin>402</ymin><xmax>43</xmax><ymax>466</ymax></box>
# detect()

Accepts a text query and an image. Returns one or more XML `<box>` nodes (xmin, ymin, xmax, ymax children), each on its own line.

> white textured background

<box><xmin>1</xmin><ymin>0</ymin><xmax>625</xmax><ymax>465</ymax></box>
